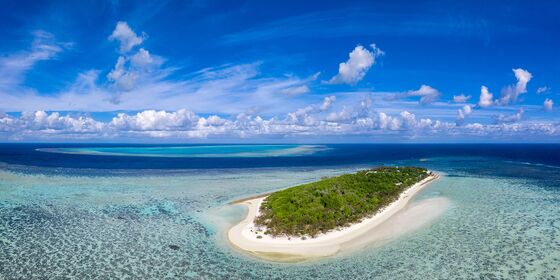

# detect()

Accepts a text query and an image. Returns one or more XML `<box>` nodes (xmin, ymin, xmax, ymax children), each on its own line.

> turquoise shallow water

<box><xmin>38</xmin><ymin>144</ymin><xmax>329</xmax><ymax>158</ymax></box>
<box><xmin>1</xmin><ymin>157</ymin><xmax>560</xmax><ymax>279</ymax></box>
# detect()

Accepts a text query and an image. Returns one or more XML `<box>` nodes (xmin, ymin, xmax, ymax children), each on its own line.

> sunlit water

<box><xmin>1</xmin><ymin>145</ymin><xmax>560</xmax><ymax>279</ymax></box>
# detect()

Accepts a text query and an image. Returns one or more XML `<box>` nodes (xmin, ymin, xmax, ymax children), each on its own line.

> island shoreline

<box><xmin>227</xmin><ymin>171</ymin><xmax>441</xmax><ymax>261</ymax></box>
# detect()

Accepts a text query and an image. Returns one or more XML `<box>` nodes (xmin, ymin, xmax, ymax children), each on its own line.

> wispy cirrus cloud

<box><xmin>0</xmin><ymin>61</ymin><xmax>319</xmax><ymax>115</ymax></box>
<box><xmin>0</xmin><ymin>22</ymin><xmax>319</xmax><ymax>116</ymax></box>
<box><xmin>0</xmin><ymin>31</ymin><xmax>70</xmax><ymax>90</ymax></box>
<box><xmin>221</xmin><ymin>9</ymin><xmax>496</xmax><ymax>45</ymax></box>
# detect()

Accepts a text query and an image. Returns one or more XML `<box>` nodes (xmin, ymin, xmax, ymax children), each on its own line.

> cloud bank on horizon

<box><xmin>0</xmin><ymin>0</ymin><xmax>558</xmax><ymax>142</ymax></box>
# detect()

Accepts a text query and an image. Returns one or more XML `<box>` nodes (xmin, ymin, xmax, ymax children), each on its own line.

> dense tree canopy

<box><xmin>255</xmin><ymin>166</ymin><xmax>430</xmax><ymax>237</ymax></box>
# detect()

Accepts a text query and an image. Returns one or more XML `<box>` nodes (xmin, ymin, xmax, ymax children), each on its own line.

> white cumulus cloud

<box><xmin>110</xmin><ymin>109</ymin><xmax>199</xmax><ymax>131</ymax></box>
<box><xmin>286</xmin><ymin>96</ymin><xmax>336</xmax><ymax>125</ymax></box>
<box><xmin>327</xmin><ymin>44</ymin><xmax>384</xmax><ymax>85</ymax></box>
<box><xmin>109</xmin><ymin>21</ymin><xmax>145</xmax><ymax>53</ymax></box>
<box><xmin>107</xmin><ymin>25</ymin><xmax>164</xmax><ymax>93</ymax></box>
<box><xmin>537</xmin><ymin>86</ymin><xmax>550</xmax><ymax>94</ymax></box>
<box><xmin>107</xmin><ymin>56</ymin><xmax>137</xmax><ymax>91</ymax></box>
<box><xmin>453</xmin><ymin>94</ymin><xmax>471</xmax><ymax>103</ymax></box>
<box><xmin>402</xmin><ymin>85</ymin><xmax>441</xmax><ymax>105</ymax></box>
<box><xmin>495</xmin><ymin>108</ymin><xmax>524</xmax><ymax>123</ymax></box>
<box><xmin>478</xmin><ymin>86</ymin><xmax>493</xmax><ymax>108</ymax></box>
<box><xmin>1</xmin><ymin>103</ymin><xmax>559</xmax><ymax>141</ymax></box>
<box><xmin>131</xmin><ymin>48</ymin><xmax>158</xmax><ymax>67</ymax></box>
<box><xmin>496</xmin><ymin>68</ymin><xmax>532</xmax><ymax>105</ymax></box>
<box><xmin>0</xmin><ymin>111</ymin><xmax>104</xmax><ymax>134</ymax></box>
<box><xmin>386</xmin><ymin>85</ymin><xmax>440</xmax><ymax>105</ymax></box>
<box><xmin>544</xmin><ymin>99</ymin><xmax>553</xmax><ymax>111</ymax></box>
<box><xmin>320</xmin><ymin>96</ymin><xmax>336</xmax><ymax>111</ymax></box>
<box><xmin>456</xmin><ymin>105</ymin><xmax>472</xmax><ymax>124</ymax></box>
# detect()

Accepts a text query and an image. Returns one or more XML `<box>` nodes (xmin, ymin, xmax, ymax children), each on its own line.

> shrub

<box><xmin>255</xmin><ymin>166</ymin><xmax>429</xmax><ymax>237</ymax></box>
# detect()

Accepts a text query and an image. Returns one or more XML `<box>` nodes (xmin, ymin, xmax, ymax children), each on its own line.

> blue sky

<box><xmin>0</xmin><ymin>0</ymin><xmax>558</xmax><ymax>142</ymax></box>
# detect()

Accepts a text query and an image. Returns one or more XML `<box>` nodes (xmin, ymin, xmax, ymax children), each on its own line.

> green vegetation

<box><xmin>255</xmin><ymin>166</ymin><xmax>430</xmax><ymax>237</ymax></box>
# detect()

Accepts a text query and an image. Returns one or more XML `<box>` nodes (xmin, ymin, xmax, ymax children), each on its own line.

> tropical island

<box><xmin>228</xmin><ymin>166</ymin><xmax>444</xmax><ymax>261</ymax></box>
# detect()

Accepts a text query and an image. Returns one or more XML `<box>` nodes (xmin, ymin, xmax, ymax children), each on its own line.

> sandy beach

<box><xmin>228</xmin><ymin>172</ymin><xmax>446</xmax><ymax>261</ymax></box>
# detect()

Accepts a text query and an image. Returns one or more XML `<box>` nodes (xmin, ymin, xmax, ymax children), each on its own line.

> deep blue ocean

<box><xmin>1</xmin><ymin>144</ymin><xmax>559</xmax><ymax>279</ymax></box>
<box><xmin>2</xmin><ymin>143</ymin><xmax>560</xmax><ymax>170</ymax></box>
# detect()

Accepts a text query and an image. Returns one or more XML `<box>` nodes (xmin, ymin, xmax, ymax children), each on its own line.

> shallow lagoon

<box><xmin>37</xmin><ymin>144</ymin><xmax>329</xmax><ymax>158</ymax></box>
<box><xmin>1</xmin><ymin>146</ymin><xmax>560</xmax><ymax>279</ymax></box>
